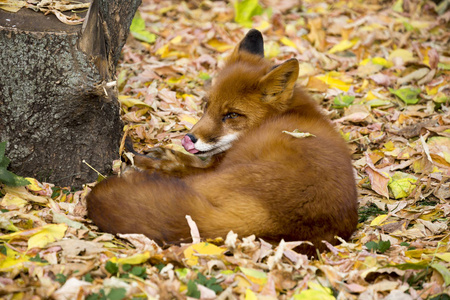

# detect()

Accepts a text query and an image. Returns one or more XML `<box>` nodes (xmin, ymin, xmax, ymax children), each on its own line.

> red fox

<box><xmin>87</xmin><ymin>29</ymin><xmax>358</xmax><ymax>256</ymax></box>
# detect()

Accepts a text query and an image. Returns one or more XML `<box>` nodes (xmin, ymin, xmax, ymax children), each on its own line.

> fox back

<box><xmin>87</xmin><ymin>29</ymin><xmax>358</xmax><ymax>256</ymax></box>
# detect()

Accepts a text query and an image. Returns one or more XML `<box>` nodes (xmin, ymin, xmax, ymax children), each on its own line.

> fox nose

<box><xmin>186</xmin><ymin>133</ymin><xmax>197</xmax><ymax>143</ymax></box>
<box><xmin>182</xmin><ymin>134</ymin><xmax>199</xmax><ymax>154</ymax></box>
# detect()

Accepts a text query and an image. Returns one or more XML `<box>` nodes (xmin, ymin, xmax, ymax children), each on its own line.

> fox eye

<box><xmin>223</xmin><ymin>112</ymin><xmax>240</xmax><ymax>121</ymax></box>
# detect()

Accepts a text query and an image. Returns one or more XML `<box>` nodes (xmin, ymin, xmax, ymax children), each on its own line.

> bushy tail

<box><xmin>86</xmin><ymin>170</ymin><xmax>271</xmax><ymax>245</ymax></box>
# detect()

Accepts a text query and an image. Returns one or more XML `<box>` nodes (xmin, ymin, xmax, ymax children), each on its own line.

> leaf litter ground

<box><xmin>1</xmin><ymin>0</ymin><xmax>450</xmax><ymax>299</ymax></box>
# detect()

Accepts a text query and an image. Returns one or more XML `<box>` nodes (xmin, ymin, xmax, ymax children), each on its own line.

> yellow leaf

<box><xmin>1</xmin><ymin>193</ymin><xmax>28</xmax><ymax>208</ymax></box>
<box><xmin>3</xmin><ymin>186</ymin><xmax>48</xmax><ymax>204</ymax></box>
<box><xmin>370</xmin><ymin>214</ymin><xmax>389</xmax><ymax>226</ymax></box>
<box><xmin>383</xmin><ymin>141</ymin><xmax>395</xmax><ymax>151</ymax></box>
<box><xmin>359</xmin><ymin>58</ymin><xmax>371</xmax><ymax>66</ymax></box>
<box><xmin>179</xmin><ymin>114</ymin><xmax>198</xmax><ymax>127</ymax></box>
<box><xmin>436</xmin><ymin>253</ymin><xmax>450</xmax><ymax>262</ymax></box>
<box><xmin>183</xmin><ymin>242</ymin><xmax>225</xmax><ymax>266</ymax></box>
<box><xmin>365</xmin><ymin>91</ymin><xmax>378</xmax><ymax>101</ymax></box>
<box><xmin>388</xmin><ymin>172</ymin><xmax>417</xmax><ymax>199</ymax></box>
<box><xmin>410</xmin><ymin>21</ymin><xmax>431</xmax><ymax>29</ymax></box>
<box><xmin>0</xmin><ymin>224</ymin><xmax>67</xmax><ymax>250</ymax></box>
<box><xmin>406</xmin><ymin>248</ymin><xmax>444</xmax><ymax>258</ymax></box>
<box><xmin>427</xmin><ymin>137</ymin><xmax>450</xmax><ymax>164</ymax></box>
<box><xmin>240</xmin><ymin>267</ymin><xmax>267</xmax><ymax>286</ymax></box>
<box><xmin>245</xmin><ymin>289</ymin><xmax>258</xmax><ymax>300</ymax></box>
<box><xmin>316</xmin><ymin>74</ymin><xmax>351</xmax><ymax>91</ymax></box>
<box><xmin>388</xmin><ymin>49</ymin><xmax>414</xmax><ymax>63</ymax></box>
<box><xmin>158</xmin><ymin>5</ymin><xmax>176</xmax><ymax>14</ymax></box>
<box><xmin>328</xmin><ymin>38</ymin><xmax>358</xmax><ymax>54</ymax></box>
<box><xmin>255</xmin><ymin>20</ymin><xmax>271</xmax><ymax>32</ymax></box>
<box><xmin>235</xmin><ymin>275</ymin><xmax>252</xmax><ymax>289</ymax></box>
<box><xmin>0</xmin><ymin>1</ymin><xmax>26</xmax><ymax>12</ymax></box>
<box><xmin>170</xmin><ymin>35</ymin><xmax>182</xmax><ymax>44</ymax></box>
<box><xmin>207</xmin><ymin>38</ymin><xmax>233</xmax><ymax>53</ymax></box>
<box><xmin>110</xmin><ymin>251</ymin><xmax>151</xmax><ymax>265</ymax></box>
<box><xmin>0</xmin><ymin>247</ymin><xmax>32</xmax><ymax>272</ymax></box>
<box><xmin>359</xmin><ymin>79</ymin><xmax>369</xmax><ymax>92</ymax></box>
<box><xmin>119</xmin><ymin>96</ymin><xmax>151</xmax><ymax>108</ymax></box>
<box><xmin>360</xmin><ymin>23</ymin><xmax>385</xmax><ymax>32</ymax></box>
<box><xmin>294</xmin><ymin>281</ymin><xmax>335</xmax><ymax>300</ymax></box>
<box><xmin>155</xmin><ymin>44</ymin><xmax>186</xmax><ymax>59</ymax></box>
<box><xmin>25</xmin><ymin>178</ymin><xmax>44</xmax><ymax>192</ymax></box>
<box><xmin>298</xmin><ymin>62</ymin><xmax>316</xmax><ymax>77</ymax></box>
<box><xmin>155</xmin><ymin>44</ymin><xmax>169</xmax><ymax>57</ymax></box>
<box><xmin>27</xmin><ymin>224</ymin><xmax>68</xmax><ymax>249</ymax></box>
<box><xmin>265</xmin><ymin>41</ymin><xmax>280</xmax><ymax>58</ymax></box>
<box><xmin>280</xmin><ymin>37</ymin><xmax>297</xmax><ymax>49</ymax></box>
<box><xmin>371</xmin><ymin>57</ymin><xmax>393</xmax><ymax>68</ymax></box>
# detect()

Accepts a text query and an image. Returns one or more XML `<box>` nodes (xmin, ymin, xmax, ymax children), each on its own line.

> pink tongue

<box><xmin>181</xmin><ymin>135</ymin><xmax>199</xmax><ymax>154</ymax></box>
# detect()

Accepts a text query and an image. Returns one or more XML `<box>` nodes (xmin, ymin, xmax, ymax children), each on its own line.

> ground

<box><xmin>0</xmin><ymin>0</ymin><xmax>450</xmax><ymax>299</ymax></box>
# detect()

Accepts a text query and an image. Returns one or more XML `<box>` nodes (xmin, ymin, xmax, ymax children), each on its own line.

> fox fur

<box><xmin>87</xmin><ymin>29</ymin><xmax>358</xmax><ymax>256</ymax></box>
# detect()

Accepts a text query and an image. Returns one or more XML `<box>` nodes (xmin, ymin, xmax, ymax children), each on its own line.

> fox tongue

<box><xmin>181</xmin><ymin>135</ymin><xmax>199</xmax><ymax>154</ymax></box>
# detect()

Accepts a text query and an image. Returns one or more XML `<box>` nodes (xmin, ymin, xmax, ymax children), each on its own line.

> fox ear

<box><xmin>238</xmin><ymin>29</ymin><xmax>264</xmax><ymax>57</ymax></box>
<box><xmin>259</xmin><ymin>58</ymin><xmax>299</xmax><ymax>105</ymax></box>
<box><xmin>228</xmin><ymin>29</ymin><xmax>264</xmax><ymax>62</ymax></box>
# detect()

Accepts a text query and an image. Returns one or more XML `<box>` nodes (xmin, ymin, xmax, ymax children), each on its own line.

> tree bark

<box><xmin>0</xmin><ymin>0</ymin><xmax>141</xmax><ymax>187</ymax></box>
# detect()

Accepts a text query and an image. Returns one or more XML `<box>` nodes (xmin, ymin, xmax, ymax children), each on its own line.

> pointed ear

<box><xmin>228</xmin><ymin>29</ymin><xmax>264</xmax><ymax>61</ymax></box>
<box><xmin>259</xmin><ymin>58</ymin><xmax>299</xmax><ymax>104</ymax></box>
<box><xmin>238</xmin><ymin>29</ymin><xmax>264</xmax><ymax>57</ymax></box>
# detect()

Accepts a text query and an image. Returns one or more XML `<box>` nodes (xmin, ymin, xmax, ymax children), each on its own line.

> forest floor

<box><xmin>1</xmin><ymin>0</ymin><xmax>450</xmax><ymax>299</ymax></box>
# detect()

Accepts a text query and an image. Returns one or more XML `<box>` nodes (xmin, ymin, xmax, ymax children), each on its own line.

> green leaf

<box><xmin>438</xmin><ymin>62</ymin><xmax>450</xmax><ymax>70</ymax></box>
<box><xmin>187</xmin><ymin>280</ymin><xmax>200</xmax><ymax>299</ymax></box>
<box><xmin>131</xmin><ymin>266</ymin><xmax>147</xmax><ymax>279</ymax></box>
<box><xmin>83</xmin><ymin>273</ymin><xmax>94</xmax><ymax>283</ymax></box>
<box><xmin>196</xmin><ymin>273</ymin><xmax>207</xmax><ymax>285</ymax></box>
<box><xmin>0</xmin><ymin>245</ymin><xmax>7</xmax><ymax>255</ymax></box>
<box><xmin>430</xmin><ymin>294</ymin><xmax>450</xmax><ymax>300</ymax></box>
<box><xmin>431</xmin><ymin>263</ymin><xmax>450</xmax><ymax>286</ymax></box>
<box><xmin>403</xmin><ymin>21</ymin><xmax>415</xmax><ymax>32</ymax></box>
<box><xmin>122</xmin><ymin>264</ymin><xmax>132</xmax><ymax>272</ymax></box>
<box><xmin>365</xmin><ymin>240</ymin><xmax>391</xmax><ymax>253</ymax></box>
<box><xmin>233</xmin><ymin>0</ymin><xmax>264</xmax><ymax>27</ymax></box>
<box><xmin>392</xmin><ymin>0</ymin><xmax>403</xmax><ymax>12</ymax></box>
<box><xmin>0</xmin><ymin>168</ymin><xmax>15</xmax><ymax>185</ymax></box>
<box><xmin>155</xmin><ymin>263</ymin><xmax>165</xmax><ymax>272</ymax></box>
<box><xmin>0</xmin><ymin>142</ymin><xmax>6</xmax><ymax>161</ymax></box>
<box><xmin>365</xmin><ymin>241</ymin><xmax>379</xmax><ymax>252</ymax></box>
<box><xmin>0</xmin><ymin>168</ymin><xmax>30</xmax><ymax>187</ymax></box>
<box><xmin>29</xmin><ymin>254</ymin><xmax>48</xmax><ymax>263</ymax></box>
<box><xmin>436</xmin><ymin>0</ymin><xmax>450</xmax><ymax>15</ymax></box>
<box><xmin>87</xmin><ymin>289</ymin><xmax>107</xmax><ymax>300</ymax></box>
<box><xmin>105</xmin><ymin>261</ymin><xmax>119</xmax><ymax>275</ymax></box>
<box><xmin>332</xmin><ymin>95</ymin><xmax>355</xmax><ymax>108</ymax></box>
<box><xmin>130</xmin><ymin>12</ymin><xmax>156</xmax><ymax>44</ymax></box>
<box><xmin>378</xmin><ymin>240</ymin><xmax>391</xmax><ymax>253</ymax></box>
<box><xmin>0</xmin><ymin>155</ymin><xmax>10</xmax><ymax>169</ymax></box>
<box><xmin>198</xmin><ymin>72</ymin><xmax>211</xmax><ymax>81</ymax></box>
<box><xmin>107</xmin><ymin>288</ymin><xmax>126</xmax><ymax>300</ymax></box>
<box><xmin>387</xmin><ymin>261</ymin><xmax>429</xmax><ymax>270</ymax></box>
<box><xmin>192</xmin><ymin>273</ymin><xmax>223</xmax><ymax>294</ymax></box>
<box><xmin>389</xmin><ymin>87</ymin><xmax>421</xmax><ymax>105</ymax></box>
<box><xmin>175</xmin><ymin>268</ymin><xmax>188</xmax><ymax>279</ymax></box>
<box><xmin>366</xmin><ymin>99</ymin><xmax>391</xmax><ymax>108</ymax></box>
<box><xmin>55</xmin><ymin>273</ymin><xmax>67</xmax><ymax>284</ymax></box>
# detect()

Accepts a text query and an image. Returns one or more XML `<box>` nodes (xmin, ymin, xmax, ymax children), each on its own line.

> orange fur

<box><xmin>87</xmin><ymin>30</ymin><xmax>358</xmax><ymax>256</ymax></box>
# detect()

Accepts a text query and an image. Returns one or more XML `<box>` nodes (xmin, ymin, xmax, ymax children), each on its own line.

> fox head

<box><xmin>182</xmin><ymin>29</ymin><xmax>300</xmax><ymax>156</ymax></box>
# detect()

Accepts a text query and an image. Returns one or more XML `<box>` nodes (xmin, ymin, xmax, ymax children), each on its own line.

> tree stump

<box><xmin>0</xmin><ymin>0</ymin><xmax>141</xmax><ymax>187</ymax></box>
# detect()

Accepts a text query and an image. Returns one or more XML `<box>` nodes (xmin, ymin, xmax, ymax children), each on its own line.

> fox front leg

<box><xmin>131</xmin><ymin>147</ymin><xmax>221</xmax><ymax>177</ymax></box>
